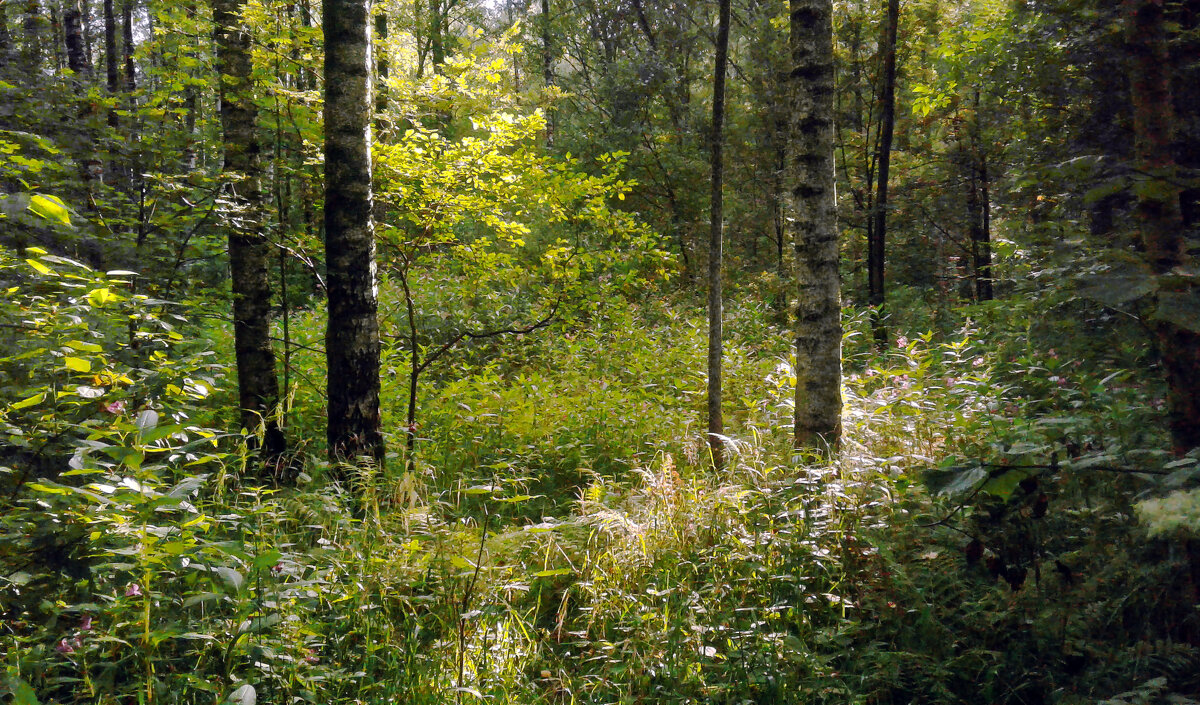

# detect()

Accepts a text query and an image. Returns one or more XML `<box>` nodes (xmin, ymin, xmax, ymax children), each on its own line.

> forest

<box><xmin>1</xmin><ymin>0</ymin><xmax>1199</xmax><ymax>702</ymax></box>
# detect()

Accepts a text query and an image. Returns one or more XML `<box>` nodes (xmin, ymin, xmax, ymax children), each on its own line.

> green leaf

<box><xmin>9</xmin><ymin>677</ymin><xmax>41</xmax><ymax>705</ymax></box>
<box><xmin>10</xmin><ymin>391</ymin><xmax>46</xmax><ymax>410</ymax></box>
<box><xmin>922</xmin><ymin>465</ymin><xmax>988</xmax><ymax>497</ymax></box>
<box><xmin>532</xmin><ymin>568</ymin><xmax>572</xmax><ymax>578</ymax></box>
<box><xmin>28</xmin><ymin>193</ymin><xmax>71</xmax><ymax>226</ymax></box>
<box><xmin>64</xmin><ymin>356</ymin><xmax>92</xmax><ymax>373</ymax></box>
<box><xmin>1152</xmin><ymin>289</ymin><xmax>1200</xmax><ymax>333</ymax></box>
<box><xmin>25</xmin><ymin>258</ymin><xmax>55</xmax><ymax>276</ymax></box>
<box><xmin>1077</xmin><ymin>269</ymin><xmax>1155</xmax><ymax>307</ymax></box>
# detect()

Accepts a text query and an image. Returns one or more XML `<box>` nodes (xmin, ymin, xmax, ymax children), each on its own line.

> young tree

<box><xmin>212</xmin><ymin>0</ymin><xmax>286</xmax><ymax>459</ymax></box>
<box><xmin>707</xmin><ymin>0</ymin><xmax>731</xmax><ymax>469</ymax></box>
<box><xmin>789</xmin><ymin>0</ymin><xmax>843</xmax><ymax>452</ymax></box>
<box><xmin>324</xmin><ymin>0</ymin><xmax>384</xmax><ymax>465</ymax></box>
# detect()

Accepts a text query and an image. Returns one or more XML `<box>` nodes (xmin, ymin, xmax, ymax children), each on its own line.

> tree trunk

<box><xmin>789</xmin><ymin>0</ymin><xmax>843</xmax><ymax>453</ymax></box>
<box><xmin>324</xmin><ymin>0</ymin><xmax>384</xmax><ymax>466</ymax></box>
<box><xmin>707</xmin><ymin>0</ymin><xmax>730</xmax><ymax>469</ymax></box>
<box><xmin>122</xmin><ymin>0</ymin><xmax>134</xmax><ymax>90</ymax></box>
<box><xmin>1125</xmin><ymin>0</ymin><xmax>1200</xmax><ymax>454</ymax></box>
<box><xmin>375</xmin><ymin>11</ymin><xmax>387</xmax><ymax>119</ymax></box>
<box><xmin>0</xmin><ymin>4</ymin><xmax>11</xmax><ymax>78</ymax></box>
<box><xmin>212</xmin><ymin>0</ymin><xmax>286</xmax><ymax>462</ymax></box>
<box><xmin>869</xmin><ymin>0</ymin><xmax>898</xmax><ymax>346</ymax></box>
<box><xmin>64</xmin><ymin>2</ymin><xmax>88</xmax><ymax>76</ymax></box>
<box><xmin>542</xmin><ymin>0</ymin><xmax>553</xmax><ymax>143</ymax></box>
<box><xmin>21</xmin><ymin>0</ymin><xmax>42</xmax><ymax>83</ymax></box>
<box><xmin>103</xmin><ymin>0</ymin><xmax>118</xmax><ymax>128</ymax></box>
<box><xmin>972</xmin><ymin>155</ymin><xmax>993</xmax><ymax>301</ymax></box>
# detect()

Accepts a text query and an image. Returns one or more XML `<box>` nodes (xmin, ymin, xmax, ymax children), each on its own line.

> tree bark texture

<box><xmin>789</xmin><ymin>0</ymin><xmax>843</xmax><ymax>453</ymax></box>
<box><xmin>1125</xmin><ymin>0</ymin><xmax>1200</xmax><ymax>454</ymax></box>
<box><xmin>707</xmin><ymin>0</ymin><xmax>730</xmax><ymax>469</ymax></box>
<box><xmin>212</xmin><ymin>0</ymin><xmax>286</xmax><ymax>460</ymax></box>
<box><xmin>869</xmin><ymin>0</ymin><xmax>898</xmax><ymax>345</ymax></box>
<box><xmin>324</xmin><ymin>0</ymin><xmax>384</xmax><ymax>466</ymax></box>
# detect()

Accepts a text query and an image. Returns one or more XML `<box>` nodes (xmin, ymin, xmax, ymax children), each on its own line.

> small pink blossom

<box><xmin>124</xmin><ymin>583</ymin><xmax>142</xmax><ymax>597</ymax></box>
<box><xmin>103</xmin><ymin>401</ymin><xmax>125</xmax><ymax>414</ymax></box>
<box><xmin>56</xmin><ymin>636</ymin><xmax>81</xmax><ymax>654</ymax></box>
<box><xmin>945</xmin><ymin>378</ymin><xmax>957</xmax><ymax>388</ymax></box>
<box><xmin>896</xmin><ymin>336</ymin><xmax>909</xmax><ymax>348</ymax></box>
<box><xmin>972</xmin><ymin>357</ymin><xmax>985</xmax><ymax>368</ymax></box>
<box><xmin>80</xmin><ymin>615</ymin><xmax>93</xmax><ymax>632</ymax></box>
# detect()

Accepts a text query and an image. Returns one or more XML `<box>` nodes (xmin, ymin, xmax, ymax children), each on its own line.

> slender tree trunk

<box><xmin>430</xmin><ymin>0</ymin><xmax>444</xmax><ymax>71</ymax></box>
<box><xmin>1125</xmin><ymin>0</ymin><xmax>1200</xmax><ymax>454</ymax></box>
<box><xmin>0</xmin><ymin>4</ymin><xmax>11</xmax><ymax>79</ymax></box>
<box><xmin>542</xmin><ymin>0</ymin><xmax>553</xmax><ymax>143</ymax></box>
<box><xmin>869</xmin><ymin>0</ymin><xmax>898</xmax><ymax>346</ymax></box>
<box><xmin>789</xmin><ymin>0</ymin><xmax>843</xmax><ymax>453</ymax></box>
<box><xmin>324</xmin><ymin>0</ymin><xmax>384</xmax><ymax>466</ymax></box>
<box><xmin>103</xmin><ymin>0</ymin><xmax>118</xmax><ymax>130</ymax></box>
<box><xmin>121</xmin><ymin>0</ymin><xmax>134</xmax><ymax>90</ymax></box>
<box><xmin>971</xmin><ymin>155</ymin><xmax>993</xmax><ymax>301</ymax></box>
<box><xmin>212</xmin><ymin>0</ymin><xmax>286</xmax><ymax>462</ymax></box>
<box><xmin>50</xmin><ymin>2</ymin><xmax>64</xmax><ymax>73</ymax></box>
<box><xmin>21</xmin><ymin>0</ymin><xmax>42</xmax><ymax>82</ymax></box>
<box><xmin>707</xmin><ymin>0</ymin><xmax>730</xmax><ymax>469</ymax></box>
<box><xmin>375</xmin><ymin>10</ymin><xmax>387</xmax><ymax>119</ymax></box>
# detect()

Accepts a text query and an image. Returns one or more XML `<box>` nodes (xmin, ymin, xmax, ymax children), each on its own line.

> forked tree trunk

<box><xmin>212</xmin><ymin>0</ymin><xmax>286</xmax><ymax>462</ymax></box>
<box><xmin>707</xmin><ymin>0</ymin><xmax>730</xmax><ymax>469</ymax></box>
<box><xmin>1125</xmin><ymin>0</ymin><xmax>1200</xmax><ymax>454</ymax></box>
<box><xmin>324</xmin><ymin>0</ymin><xmax>384</xmax><ymax>467</ymax></box>
<box><xmin>789</xmin><ymin>0</ymin><xmax>843</xmax><ymax>453</ymax></box>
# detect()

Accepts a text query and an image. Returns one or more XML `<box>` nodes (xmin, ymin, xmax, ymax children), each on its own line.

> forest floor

<box><xmin>5</xmin><ymin>278</ymin><xmax>1200</xmax><ymax>704</ymax></box>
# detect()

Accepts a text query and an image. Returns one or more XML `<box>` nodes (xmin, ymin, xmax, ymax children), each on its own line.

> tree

<box><xmin>1123</xmin><ymin>0</ymin><xmax>1200</xmax><ymax>454</ymax></box>
<box><xmin>789</xmin><ymin>0</ymin><xmax>842</xmax><ymax>452</ymax></box>
<box><xmin>869</xmin><ymin>0</ymin><xmax>899</xmax><ymax>344</ymax></box>
<box><xmin>707</xmin><ymin>0</ymin><xmax>731</xmax><ymax>469</ymax></box>
<box><xmin>212</xmin><ymin>0</ymin><xmax>286</xmax><ymax>460</ymax></box>
<box><xmin>324</xmin><ymin>0</ymin><xmax>384</xmax><ymax>466</ymax></box>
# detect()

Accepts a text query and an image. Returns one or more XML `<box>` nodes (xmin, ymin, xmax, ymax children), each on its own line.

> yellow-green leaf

<box><xmin>28</xmin><ymin>193</ymin><xmax>71</xmax><ymax>226</ymax></box>
<box><xmin>11</xmin><ymin>392</ymin><xmax>46</xmax><ymax>410</ymax></box>
<box><xmin>64</xmin><ymin>356</ymin><xmax>92</xmax><ymax>373</ymax></box>
<box><xmin>25</xmin><ymin>258</ymin><xmax>55</xmax><ymax>276</ymax></box>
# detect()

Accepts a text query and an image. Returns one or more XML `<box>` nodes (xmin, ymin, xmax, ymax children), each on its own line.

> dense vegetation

<box><xmin>2</xmin><ymin>0</ymin><xmax>1199</xmax><ymax>703</ymax></box>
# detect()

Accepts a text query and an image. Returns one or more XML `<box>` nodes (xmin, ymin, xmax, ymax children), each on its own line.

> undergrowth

<box><xmin>4</xmin><ymin>259</ymin><xmax>1199</xmax><ymax>704</ymax></box>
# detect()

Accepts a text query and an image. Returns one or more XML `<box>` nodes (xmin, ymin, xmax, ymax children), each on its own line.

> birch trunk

<box><xmin>324</xmin><ymin>0</ymin><xmax>384</xmax><ymax>466</ymax></box>
<box><xmin>789</xmin><ymin>0</ymin><xmax>842</xmax><ymax>453</ymax></box>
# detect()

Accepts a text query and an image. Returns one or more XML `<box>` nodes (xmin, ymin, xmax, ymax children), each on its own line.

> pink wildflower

<box><xmin>896</xmin><ymin>336</ymin><xmax>909</xmax><ymax>348</ymax></box>
<box><xmin>56</xmin><ymin>636</ymin><xmax>81</xmax><ymax>654</ymax></box>
<box><xmin>124</xmin><ymin>583</ymin><xmax>142</xmax><ymax>597</ymax></box>
<box><xmin>972</xmin><ymin>357</ymin><xmax>985</xmax><ymax>368</ymax></box>
<box><xmin>80</xmin><ymin>615</ymin><xmax>93</xmax><ymax>632</ymax></box>
<box><xmin>103</xmin><ymin>401</ymin><xmax>125</xmax><ymax>414</ymax></box>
